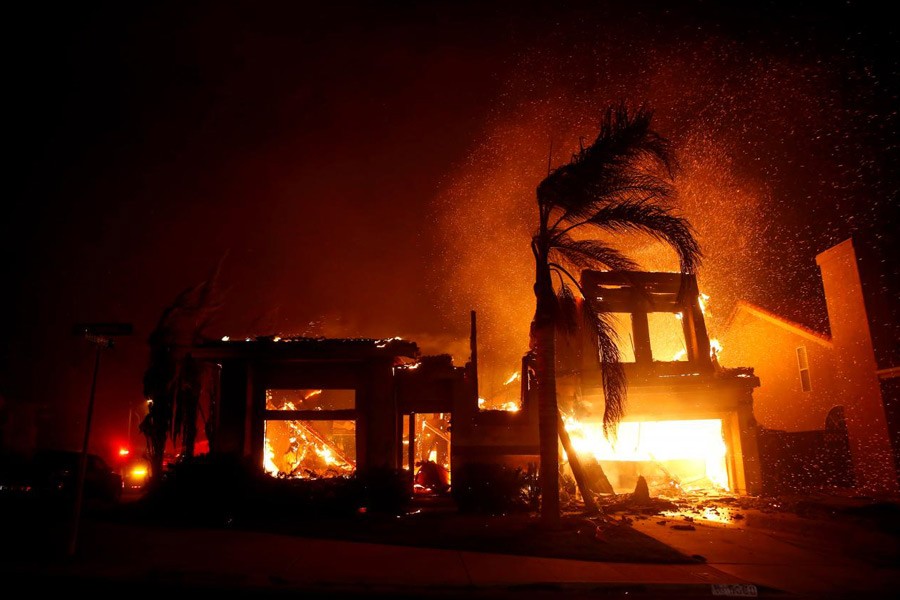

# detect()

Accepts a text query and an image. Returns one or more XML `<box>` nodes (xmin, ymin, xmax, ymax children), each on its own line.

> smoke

<box><xmin>430</xmin><ymin>14</ymin><xmax>891</xmax><ymax>392</ymax></box>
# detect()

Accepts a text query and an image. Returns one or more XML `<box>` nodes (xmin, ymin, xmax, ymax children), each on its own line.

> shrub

<box><xmin>352</xmin><ymin>466</ymin><xmax>411</xmax><ymax>515</ymax></box>
<box><xmin>452</xmin><ymin>462</ymin><xmax>538</xmax><ymax>514</ymax></box>
<box><xmin>140</xmin><ymin>456</ymin><xmax>410</xmax><ymax>525</ymax></box>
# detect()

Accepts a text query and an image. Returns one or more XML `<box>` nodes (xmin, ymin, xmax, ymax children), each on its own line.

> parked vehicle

<box><xmin>121</xmin><ymin>456</ymin><xmax>151</xmax><ymax>492</ymax></box>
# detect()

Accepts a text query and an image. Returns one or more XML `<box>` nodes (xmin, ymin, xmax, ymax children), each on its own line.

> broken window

<box><xmin>264</xmin><ymin>419</ymin><xmax>356</xmax><ymax>478</ymax></box>
<box><xmin>263</xmin><ymin>388</ymin><xmax>357</xmax><ymax>478</ymax></box>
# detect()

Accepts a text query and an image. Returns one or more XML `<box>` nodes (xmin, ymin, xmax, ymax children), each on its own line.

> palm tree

<box><xmin>142</xmin><ymin>262</ymin><xmax>223</xmax><ymax>479</ymax></box>
<box><xmin>530</xmin><ymin>105</ymin><xmax>702</xmax><ymax>524</ymax></box>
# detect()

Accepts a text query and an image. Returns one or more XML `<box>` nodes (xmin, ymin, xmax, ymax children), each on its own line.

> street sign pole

<box><xmin>68</xmin><ymin>339</ymin><xmax>108</xmax><ymax>557</ymax></box>
<box><xmin>68</xmin><ymin>323</ymin><xmax>132</xmax><ymax>558</ymax></box>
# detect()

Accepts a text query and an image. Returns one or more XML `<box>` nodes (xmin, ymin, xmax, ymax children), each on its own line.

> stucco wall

<box><xmin>720</xmin><ymin>308</ymin><xmax>838</xmax><ymax>432</ymax></box>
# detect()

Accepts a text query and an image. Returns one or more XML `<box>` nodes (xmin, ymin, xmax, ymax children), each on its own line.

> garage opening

<box><xmin>563</xmin><ymin>418</ymin><xmax>729</xmax><ymax>494</ymax></box>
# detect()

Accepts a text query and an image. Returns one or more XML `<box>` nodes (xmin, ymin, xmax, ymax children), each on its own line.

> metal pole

<box><xmin>68</xmin><ymin>343</ymin><xmax>104</xmax><ymax>557</ymax></box>
<box><xmin>469</xmin><ymin>310</ymin><xmax>478</xmax><ymax>400</ymax></box>
<box><xmin>127</xmin><ymin>405</ymin><xmax>133</xmax><ymax>448</ymax></box>
<box><xmin>408</xmin><ymin>413</ymin><xmax>416</xmax><ymax>488</ymax></box>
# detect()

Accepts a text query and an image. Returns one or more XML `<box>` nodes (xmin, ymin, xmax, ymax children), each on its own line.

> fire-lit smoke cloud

<box><xmin>430</xmin><ymin>17</ymin><xmax>891</xmax><ymax>392</ymax></box>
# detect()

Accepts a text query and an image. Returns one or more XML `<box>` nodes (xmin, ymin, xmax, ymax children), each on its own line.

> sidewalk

<box><xmin>8</xmin><ymin>494</ymin><xmax>899</xmax><ymax>598</ymax></box>
<box><xmin>4</xmin><ymin>519</ymin><xmax>765</xmax><ymax>598</ymax></box>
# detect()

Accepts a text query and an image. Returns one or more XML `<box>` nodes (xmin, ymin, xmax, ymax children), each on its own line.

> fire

<box><xmin>303</xmin><ymin>389</ymin><xmax>323</xmax><ymax>401</ymax></box>
<box><xmin>698</xmin><ymin>292</ymin><xmax>710</xmax><ymax>316</ymax></box>
<box><xmin>264</xmin><ymin>414</ymin><xmax>356</xmax><ymax>478</ymax></box>
<box><xmin>477</xmin><ymin>372</ymin><xmax>522</xmax><ymax>411</ymax></box>
<box><xmin>562</xmin><ymin>416</ymin><xmax>729</xmax><ymax>492</ymax></box>
<box><xmin>264</xmin><ymin>439</ymin><xmax>279</xmax><ymax>475</ymax></box>
<box><xmin>289</xmin><ymin>421</ymin><xmax>355</xmax><ymax>472</ymax></box>
<box><xmin>478</xmin><ymin>396</ymin><xmax>521</xmax><ymax>412</ymax></box>
<box><xmin>375</xmin><ymin>336</ymin><xmax>402</xmax><ymax>348</ymax></box>
<box><xmin>316</xmin><ymin>444</ymin><xmax>337</xmax><ymax>465</ymax></box>
<box><xmin>672</xmin><ymin>339</ymin><xmax>721</xmax><ymax>361</ymax></box>
<box><xmin>671</xmin><ymin>292</ymin><xmax>722</xmax><ymax>360</ymax></box>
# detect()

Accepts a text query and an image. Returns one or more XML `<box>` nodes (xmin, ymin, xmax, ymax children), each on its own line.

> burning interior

<box><xmin>563</xmin><ymin>418</ymin><xmax>730</xmax><ymax>494</ymax></box>
<box><xmin>263</xmin><ymin>389</ymin><xmax>357</xmax><ymax>478</ymax></box>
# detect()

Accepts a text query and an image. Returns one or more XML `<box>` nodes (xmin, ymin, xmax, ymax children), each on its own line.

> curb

<box><xmin>1</xmin><ymin>568</ymin><xmax>789</xmax><ymax>598</ymax></box>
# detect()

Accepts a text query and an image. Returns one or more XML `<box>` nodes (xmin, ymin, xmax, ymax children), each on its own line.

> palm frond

<box><xmin>593</xmin><ymin>311</ymin><xmax>627</xmax><ymax>439</ymax></box>
<box><xmin>537</xmin><ymin>104</ymin><xmax>676</xmax><ymax>226</ymax></box>
<box><xmin>553</xmin><ymin>279</ymin><xmax>580</xmax><ymax>336</ymax></box>
<box><xmin>583</xmin><ymin>200</ymin><xmax>702</xmax><ymax>273</ymax></box>
<box><xmin>551</xmin><ymin>235</ymin><xmax>641</xmax><ymax>272</ymax></box>
<box><xmin>589</xmin><ymin>105</ymin><xmax>675</xmax><ymax>176</ymax></box>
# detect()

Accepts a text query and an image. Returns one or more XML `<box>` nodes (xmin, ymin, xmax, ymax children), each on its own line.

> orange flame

<box><xmin>562</xmin><ymin>416</ymin><xmax>729</xmax><ymax>492</ymax></box>
<box><xmin>503</xmin><ymin>371</ymin><xmax>521</xmax><ymax>385</ymax></box>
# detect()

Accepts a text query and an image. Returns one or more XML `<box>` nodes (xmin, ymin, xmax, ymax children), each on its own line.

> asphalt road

<box><xmin>3</xmin><ymin>498</ymin><xmax>899</xmax><ymax>598</ymax></box>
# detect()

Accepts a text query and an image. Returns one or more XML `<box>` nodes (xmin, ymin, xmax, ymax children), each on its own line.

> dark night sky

<box><xmin>3</xmin><ymin>1</ymin><xmax>897</xmax><ymax>459</ymax></box>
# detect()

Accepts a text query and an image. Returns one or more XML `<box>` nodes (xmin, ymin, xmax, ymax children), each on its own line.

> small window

<box><xmin>796</xmin><ymin>346</ymin><xmax>811</xmax><ymax>392</ymax></box>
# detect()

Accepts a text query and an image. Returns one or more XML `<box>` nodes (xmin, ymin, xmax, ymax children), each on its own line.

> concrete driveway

<box><xmin>631</xmin><ymin>509</ymin><xmax>900</xmax><ymax>597</ymax></box>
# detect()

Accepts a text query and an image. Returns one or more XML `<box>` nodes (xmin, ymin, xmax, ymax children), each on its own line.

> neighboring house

<box><xmin>721</xmin><ymin>237</ymin><xmax>898</xmax><ymax>494</ymax></box>
<box><xmin>720</xmin><ymin>302</ymin><xmax>838</xmax><ymax>432</ymax></box>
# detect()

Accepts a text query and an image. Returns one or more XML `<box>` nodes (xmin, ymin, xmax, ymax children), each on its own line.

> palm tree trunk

<box><xmin>557</xmin><ymin>413</ymin><xmax>599</xmax><ymax>513</ymax></box>
<box><xmin>532</xmin><ymin>263</ymin><xmax>560</xmax><ymax>525</ymax></box>
<box><xmin>144</xmin><ymin>406</ymin><xmax>167</xmax><ymax>480</ymax></box>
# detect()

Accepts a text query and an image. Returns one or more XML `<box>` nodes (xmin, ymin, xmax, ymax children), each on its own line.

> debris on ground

<box><xmin>598</xmin><ymin>476</ymin><xmax>679</xmax><ymax>515</ymax></box>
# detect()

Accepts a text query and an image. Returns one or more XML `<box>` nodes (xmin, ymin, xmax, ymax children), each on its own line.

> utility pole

<box><xmin>68</xmin><ymin>322</ymin><xmax>132</xmax><ymax>557</ymax></box>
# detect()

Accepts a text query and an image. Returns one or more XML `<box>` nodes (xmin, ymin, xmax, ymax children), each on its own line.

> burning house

<box><xmin>180</xmin><ymin>337</ymin><xmax>471</xmax><ymax>481</ymax></box>
<box><xmin>564</xmin><ymin>270</ymin><xmax>762</xmax><ymax>495</ymax></box>
<box><xmin>452</xmin><ymin>271</ymin><xmax>763</xmax><ymax>496</ymax></box>
<box><xmin>175</xmin><ymin>268</ymin><xmax>765</xmax><ymax>501</ymax></box>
